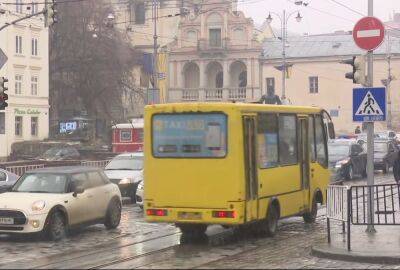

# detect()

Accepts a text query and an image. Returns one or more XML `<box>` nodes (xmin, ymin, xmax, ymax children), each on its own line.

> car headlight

<box><xmin>119</xmin><ymin>177</ymin><xmax>134</xmax><ymax>185</ymax></box>
<box><xmin>335</xmin><ymin>158</ymin><xmax>350</xmax><ymax>168</ymax></box>
<box><xmin>32</xmin><ymin>200</ymin><xmax>46</xmax><ymax>211</ymax></box>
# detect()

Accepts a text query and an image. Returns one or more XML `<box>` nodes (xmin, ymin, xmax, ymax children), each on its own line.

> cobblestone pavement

<box><xmin>0</xmin><ymin>173</ymin><xmax>397</xmax><ymax>269</ymax></box>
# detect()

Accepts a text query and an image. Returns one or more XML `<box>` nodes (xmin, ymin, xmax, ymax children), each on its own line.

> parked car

<box><xmin>104</xmin><ymin>152</ymin><xmax>143</xmax><ymax>203</ymax></box>
<box><xmin>375</xmin><ymin>130</ymin><xmax>397</xmax><ymax>141</ymax></box>
<box><xmin>372</xmin><ymin>139</ymin><xmax>399</xmax><ymax>173</ymax></box>
<box><xmin>38</xmin><ymin>146</ymin><xmax>80</xmax><ymax>161</ymax></box>
<box><xmin>0</xmin><ymin>169</ymin><xmax>19</xmax><ymax>193</ymax></box>
<box><xmin>356</xmin><ymin>133</ymin><xmax>379</xmax><ymax>146</ymax></box>
<box><xmin>0</xmin><ymin>166</ymin><xmax>122</xmax><ymax>241</ymax></box>
<box><xmin>328</xmin><ymin>139</ymin><xmax>367</xmax><ymax>181</ymax></box>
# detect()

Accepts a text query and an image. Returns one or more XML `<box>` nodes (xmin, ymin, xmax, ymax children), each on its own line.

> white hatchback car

<box><xmin>0</xmin><ymin>166</ymin><xmax>122</xmax><ymax>241</ymax></box>
<box><xmin>104</xmin><ymin>152</ymin><xmax>143</xmax><ymax>203</ymax></box>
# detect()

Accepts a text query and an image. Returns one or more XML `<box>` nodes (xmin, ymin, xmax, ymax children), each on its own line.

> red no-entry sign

<box><xmin>353</xmin><ymin>16</ymin><xmax>385</xmax><ymax>51</ymax></box>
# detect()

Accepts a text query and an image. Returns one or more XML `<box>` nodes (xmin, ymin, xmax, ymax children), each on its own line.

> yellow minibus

<box><xmin>144</xmin><ymin>103</ymin><xmax>334</xmax><ymax>237</ymax></box>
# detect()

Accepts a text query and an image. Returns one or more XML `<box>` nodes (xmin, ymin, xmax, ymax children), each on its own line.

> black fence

<box><xmin>327</xmin><ymin>183</ymin><xmax>400</xmax><ymax>251</ymax></box>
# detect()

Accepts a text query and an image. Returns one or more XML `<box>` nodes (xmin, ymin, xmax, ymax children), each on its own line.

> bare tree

<box><xmin>49</xmin><ymin>0</ymin><xmax>141</xmax><ymax>141</ymax></box>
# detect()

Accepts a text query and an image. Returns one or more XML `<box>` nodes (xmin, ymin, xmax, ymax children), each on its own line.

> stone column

<box><xmin>223</xmin><ymin>60</ymin><xmax>230</xmax><ymax>101</ymax></box>
<box><xmin>199</xmin><ymin>61</ymin><xmax>206</xmax><ymax>101</ymax></box>
<box><xmin>177</xmin><ymin>61</ymin><xmax>184</xmax><ymax>88</ymax></box>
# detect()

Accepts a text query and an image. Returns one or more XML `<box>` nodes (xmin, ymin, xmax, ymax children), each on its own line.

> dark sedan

<box><xmin>0</xmin><ymin>169</ymin><xmax>19</xmax><ymax>193</ymax></box>
<box><xmin>328</xmin><ymin>140</ymin><xmax>367</xmax><ymax>181</ymax></box>
<box><xmin>373</xmin><ymin>139</ymin><xmax>399</xmax><ymax>173</ymax></box>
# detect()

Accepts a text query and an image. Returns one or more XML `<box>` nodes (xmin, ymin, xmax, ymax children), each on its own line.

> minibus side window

<box><xmin>315</xmin><ymin>115</ymin><xmax>328</xmax><ymax>167</ymax></box>
<box><xmin>308</xmin><ymin>115</ymin><xmax>316</xmax><ymax>162</ymax></box>
<box><xmin>279</xmin><ymin>115</ymin><xmax>298</xmax><ymax>166</ymax></box>
<box><xmin>257</xmin><ymin>113</ymin><xmax>279</xmax><ymax>168</ymax></box>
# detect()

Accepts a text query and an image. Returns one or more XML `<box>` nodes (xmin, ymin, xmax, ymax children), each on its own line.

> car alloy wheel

<box><xmin>48</xmin><ymin>211</ymin><xmax>66</xmax><ymax>241</ymax></box>
<box><xmin>105</xmin><ymin>200</ymin><xmax>121</xmax><ymax>229</ymax></box>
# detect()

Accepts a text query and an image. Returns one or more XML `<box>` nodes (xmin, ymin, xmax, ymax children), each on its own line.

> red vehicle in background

<box><xmin>112</xmin><ymin>118</ymin><xmax>144</xmax><ymax>153</ymax></box>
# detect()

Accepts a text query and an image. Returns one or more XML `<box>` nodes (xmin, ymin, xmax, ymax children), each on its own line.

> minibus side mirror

<box><xmin>328</xmin><ymin>122</ymin><xmax>335</xmax><ymax>140</ymax></box>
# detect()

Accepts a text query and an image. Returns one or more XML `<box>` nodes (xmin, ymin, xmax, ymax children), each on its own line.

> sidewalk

<box><xmin>312</xmin><ymin>223</ymin><xmax>400</xmax><ymax>264</ymax></box>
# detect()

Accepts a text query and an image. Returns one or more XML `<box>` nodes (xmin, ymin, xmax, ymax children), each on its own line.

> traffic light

<box><xmin>341</xmin><ymin>55</ymin><xmax>366</xmax><ymax>85</ymax></box>
<box><xmin>46</xmin><ymin>0</ymin><xmax>58</xmax><ymax>26</ymax></box>
<box><xmin>0</xmin><ymin>77</ymin><xmax>8</xmax><ymax>110</ymax></box>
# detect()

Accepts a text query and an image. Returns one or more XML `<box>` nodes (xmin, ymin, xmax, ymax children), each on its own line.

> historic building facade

<box><xmin>167</xmin><ymin>0</ymin><xmax>262</xmax><ymax>103</ymax></box>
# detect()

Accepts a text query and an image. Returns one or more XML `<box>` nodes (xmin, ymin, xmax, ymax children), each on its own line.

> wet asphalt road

<box><xmin>0</xmin><ymin>172</ymin><xmax>398</xmax><ymax>269</ymax></box>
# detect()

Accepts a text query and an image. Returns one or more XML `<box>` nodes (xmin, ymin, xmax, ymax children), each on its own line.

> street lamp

<box><xmin>266</xmin><ymin>10</ymin><xmax>302</xmax><ymax>102</ymax></box>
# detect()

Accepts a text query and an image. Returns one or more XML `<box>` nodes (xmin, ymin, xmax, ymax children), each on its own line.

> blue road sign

<box><xmin>353</xmin><ymin>87</ymin><xmax>386</xmax><ymax>122</ymax></box>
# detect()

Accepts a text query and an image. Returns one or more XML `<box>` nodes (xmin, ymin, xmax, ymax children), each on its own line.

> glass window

<box><xmin>12</xmin><ymin>173</ymin><xmax>68</xmax><ymax>194</ymax></box>
<box><xmin>16</xmin><ymin>0</ymin><xmax>23</xmax><ymax>13</ymax></box>
<box><xmin>152</xmin><ymin>113</ymin><xmax>227</xmax><ymax>158</ymax></box>
<box><xmin>209</xmin><ymin>28</ymin><xmax>222</xmax><ymax>47</ymax></box>
<box><xmin>308</xmin><ymin>116</ymin><xmax>316</xmax><ymax>162</ymax></box>
<box><xmin>257</xmin><ymin>113</ymin><xmax>278</xmax><ymax>168</ymax></box>
<box><xmin>279</xmin><ymin>115</ymin><xmax>298</xmax><ymax>165</ymax></box>
<box><xmin>15</xmin><ymin>36</ymin><xmax>22</xmax><ymax>54</ymax></box>
<box><xmin>31</xmin><ymin>38</ymin><xmax>38</xmax><ymax>56</ymax></box>
<box><xmin>137</xmin><ymin>129</ymin><xmax>144</xmax><ymax>142</ymax></box>
<box><xmin>266</xmin><ymin>78</ymin><xmax>275</xmax><ymax>95</ymax></box>
<box><xmin>134</xmin><ymin>2</ymin><xmax>145</xmax><ymax>24</ymax></box>
<box><xmin>70</xmin><ymin>173</ymin><xmax>89</xmax><ymax>191</ymax></box>
<box><xmin>15</xmin><ymin>74</ymin><xmax>23</xmax><ymax>94</ymax></box>
<box><xmin>31</xmin><ymin>76</ymin><xmax>38</xmax><ymax>95</ymax></box>
<box><xmin>315</xmin><ymin>115</ymin><xmax>328</xmax><ymax>167</ymax></box>
<box><xmin>87</xmin><ymin>171</ymin><xmax>104</xmax><ymax>188</ymax></box>
<box><xmin>106</xmin><ymin>155</ymin><xmax>143</xmax><ymax>170</ymax></box>
<box><xmin>0</xmin><ymin>171</ymin><xmax>6</xmax><ymax>181</ymax></box>
<box><xmin>15</xmin><ymin>116</ymin><xmax>22</xmax><ymax>136</ymax></box>
<box><xmin>120</xmin><ymin>130</ymin><xmax>132</xmax><ymax>142</ymax></box>
<box><xmin>31</xmin><ymin>117</ymin><xmax>38</xmax><ymax>136</ymax></box>
<box><xmin>0</xmin><ymin>112</ymin><xmax>5</xmax><ymax>134</ymax></box>
<box><xmin>309</xmin><ymin>76</ymin><xmax>318</xmax><ymax>93</ymax></box>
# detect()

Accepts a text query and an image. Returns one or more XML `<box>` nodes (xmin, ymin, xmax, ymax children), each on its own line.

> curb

<box><xmin>311</xmin><ymin>245</ymin><xmax>400</xmax><ymax>265</ymax></box>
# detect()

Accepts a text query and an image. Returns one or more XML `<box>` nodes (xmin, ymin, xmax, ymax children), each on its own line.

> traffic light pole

<box><xmin>366</xmin><ymin>0</ymin><xmax>376</xmax><ymax>234</ymax></box>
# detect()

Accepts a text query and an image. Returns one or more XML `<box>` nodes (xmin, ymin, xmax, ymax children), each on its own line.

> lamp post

<box><xmin>266</xmin><ymin>10</ymin><xmax>302</xmax><ymax>103</ymax></box>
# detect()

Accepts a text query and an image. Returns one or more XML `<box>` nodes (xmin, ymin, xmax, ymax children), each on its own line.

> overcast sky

<box><xmin>238</xmin><ymin>0</ymin><xmax>400</xmax><ymax>35</ymax></box>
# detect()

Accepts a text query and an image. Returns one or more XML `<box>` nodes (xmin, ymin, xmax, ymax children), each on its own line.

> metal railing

<box><xmin>326</xmin><ymin>185</ymin><xmax>351</xmax><ymax>251</ymax></box>
<box><xmin>81</xmin><ymin>160</ymin><xmax>111</xmax><ymax>168</ymax></box>
<box><xmin>350</xmin><ymin>184</ymin><xmax>400</xmax><ymax>225</ymax></box>
<box><xmin>5</xmin><ymin>164</ymin><xmax>45</xmax><ymax>176</ymax></box>
<box><xmin>327</xmin><ymin>183</ymin><xmax>400</xmax><ymax>251</ymax></box>
<box><xmin>169</xmin><ymin>87</ymin><xmax>259</xmax><ymax>103</ymax></box>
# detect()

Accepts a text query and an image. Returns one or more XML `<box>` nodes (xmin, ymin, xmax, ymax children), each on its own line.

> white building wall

<box><xmin>0</xmin><ymin>1</ymin><xmax>49</xmax><ymax>159</ymax></box>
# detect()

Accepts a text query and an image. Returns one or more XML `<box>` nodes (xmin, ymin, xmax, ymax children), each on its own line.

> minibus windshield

<box><xmin>152</xmin><ymin>113</ymin><xmax>227</xmax><ymax>158</ymax></box>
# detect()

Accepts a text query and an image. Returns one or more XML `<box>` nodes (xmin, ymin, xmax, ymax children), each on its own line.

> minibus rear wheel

<box><xmin>177</xmin><ymin>224</ymin><xmax>207</xmax><ymax>238</ymax></box>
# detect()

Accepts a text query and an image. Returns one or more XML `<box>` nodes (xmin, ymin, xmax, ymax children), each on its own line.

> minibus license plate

<box><xmin>0</xmin><ymin>218</ymin><xmax>14</xmax><ymax>225</ymax></box>
<box><xmin>178</xmin><ymin>212</ymin><xmax>202</xmax><ymax>220</ymax></box>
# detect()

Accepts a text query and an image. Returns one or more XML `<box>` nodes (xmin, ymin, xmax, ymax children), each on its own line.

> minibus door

<box><xmin>299</xmin><ymin>117</ymin><xmax>310</xmax><ymax>211</ymax></box>
<box><xmin>243</xmin><ymin>116</ymin><xmax>258</xmax><ymax>222</ymax></box>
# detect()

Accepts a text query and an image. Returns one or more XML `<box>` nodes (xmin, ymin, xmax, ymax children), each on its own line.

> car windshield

<box><xmin>12</xmin><ymin>173</ymin><xmax>68</xmax><ymax>193</ymax></box>
<box><xmin>328</xmin><ymin>144</ymin><xmax>349</xmax><ymax>159</ymax></box>
<box><xmin>105</xmin><ymin>156</ymin><xmax>143</xmax><ymax>170</ymax></box>
<box><xmin>374</xmin><ymin>142</ymin><xmax>387</xmax><ymax>153</ymax></box>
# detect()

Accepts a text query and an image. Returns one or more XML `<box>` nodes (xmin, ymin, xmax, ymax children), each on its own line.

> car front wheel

<box><xmin>104</xmin><ymin>200</ymin><xmax>121</xmax><ymax>229</ymax></box>
<box><xmin>47</xmin><ymin>211</ymin><xmax>67</xmax><ymax>241</ymax></box>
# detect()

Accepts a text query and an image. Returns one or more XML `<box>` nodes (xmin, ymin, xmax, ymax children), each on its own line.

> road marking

<box><xmin>357</xmin><ymin>29</ymin><xmax>381</xmax><ymax>38</ymax></box>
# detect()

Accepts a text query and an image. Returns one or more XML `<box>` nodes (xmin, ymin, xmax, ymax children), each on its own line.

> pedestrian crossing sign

<box><xmin>353</xmin><ymin>87</ymin><xmax>386</xmax><ymax>122</ymax></box>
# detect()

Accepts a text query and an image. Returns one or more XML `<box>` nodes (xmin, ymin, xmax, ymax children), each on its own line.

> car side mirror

<box><xmin>73</xmin><ymin>186</ymin><xmax>85</xmax><ymax>197</ymax></box>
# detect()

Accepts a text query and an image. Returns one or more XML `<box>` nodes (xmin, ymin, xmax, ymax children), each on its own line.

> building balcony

<box><xmin>168</xmin><ymin>87</ymin><xmax>260</xmax><ymax>103</ymax></box>
<box><xmin>197</xmin><ymin>38</ymin><xmax>229</xmax><ymax>51</ymax></box>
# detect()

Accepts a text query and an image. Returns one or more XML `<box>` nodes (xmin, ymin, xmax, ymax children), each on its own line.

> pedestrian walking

<box><xmin>355</xmin><ymin>126</ymin><xmax>361</xmax><ymax>134</ymax></box>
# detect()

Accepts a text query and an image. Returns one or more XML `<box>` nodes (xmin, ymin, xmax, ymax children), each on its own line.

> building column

<box><xmin>199</xmin><ymin>61</ymin><xmax>206</xmax><ymax>101</ymax></box>
<box><xmin>247</xmin><ymin>58</ymin><xmax>253</xmax><ymax>101</ymax></box>
<box><xmin>177</xmin><ymin>61</ymin><xmax>184</xmax><ymax>88</ymax></box>
<box><xmin>223</xmin><ymin>60</ymin><xmax>230</xmax><ymax>101</ymax></box>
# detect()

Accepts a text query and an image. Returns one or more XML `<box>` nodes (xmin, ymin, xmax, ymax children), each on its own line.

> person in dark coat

<box><xmin>258</xmin><ymin>89</ymin><xmax>282</xmax><ymax>105</ymax></box>
<box><xmin>355</xmin><ymin>126</ymin><xmax>361</xmax><ymax>134</ymax></box>
<box><xmin>394</xmin><ymin>152</ymin><xmax>400</xmax><ymax>183</ymax></box>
